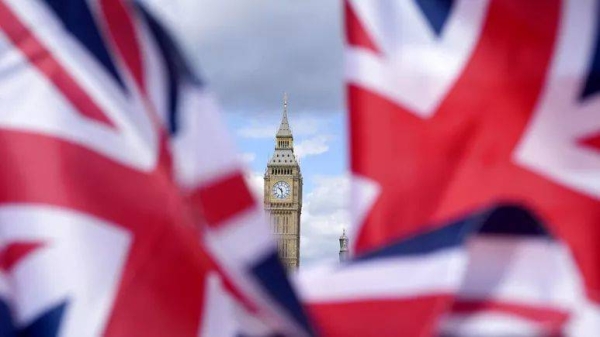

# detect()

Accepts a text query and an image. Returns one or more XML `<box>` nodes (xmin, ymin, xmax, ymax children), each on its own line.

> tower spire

<box><xmin>277</xmin><ymin>92</ymin><xmax>292</xmax><ymax>137</ymax></box>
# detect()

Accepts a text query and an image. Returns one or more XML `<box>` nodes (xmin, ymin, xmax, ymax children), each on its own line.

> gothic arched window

<box><xmin>282</xmin><ymin>240</ymin><xmax>287</xmax><ymax>258</ymax></box>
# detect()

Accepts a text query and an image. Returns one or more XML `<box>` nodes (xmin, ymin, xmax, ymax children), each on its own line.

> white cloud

<box><xmin>237</xmin><ymin>114</ymin><xmax>323</xmax><ymax>139</ymax></box>
<box><xmin>295</xmin><ymin>135</ymin><xmax>332</xmax><ymax>160</ymax></box>
<box><xmin>289</xmin><ymin>117</ymin><xmax>321</xmax><ymax>136</ymax></box>
<box><xmin>141</xmin><ymin>0</ymin><xmax>343</xmax><ymax>112</ymax></box>
<box><xmin>237</xmin><ymin>124</ymin><xmax>277</xmax><ymax>139</ymax></box>
<box><xmin>239</xmin><ymin>152</ymin><xmax>257</xmax><ymax>165</ymax></box>
<box><xmin>300</xmin><ymin>174</ymin><xmax>350</xmax><ymax>267</ymax></box>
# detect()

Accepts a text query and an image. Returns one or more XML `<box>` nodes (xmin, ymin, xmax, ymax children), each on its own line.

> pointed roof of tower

<box><xmin>276</xmin><ymin>92</ymin><xmax>293</xmax><ymax>137</ymax></box>
<box><xmin>339</xmin><ymin>228</ymin><xmax>349</xmax><ymax>258</ymax></box>
<box><xmin>340</xmin><ymin>228</ymin><xmax>348</xmax><ymax>241</ymax></box>
<box><xmin>268</xmin><ymin>92</ymin><xmax>299</xmax><ymax>168</ymax></box>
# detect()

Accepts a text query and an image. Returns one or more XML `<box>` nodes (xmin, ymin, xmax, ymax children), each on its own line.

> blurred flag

<box><xmin>0</xmin><ymin>1</ymin><xmax>311</xmax><ymax>336</ymax></box>
<box><xmin>299</xmin><ymin>205</ymin><xmax>586</xmax><ymax>336</ymax></box>
<box><xmin>299</xmin><ymin>0</ymin><xmax>600</xmax><ymax>336</ymax></box>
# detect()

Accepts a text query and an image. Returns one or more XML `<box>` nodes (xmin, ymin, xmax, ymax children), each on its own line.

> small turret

<box><xmin>339</xmin><ymin>229</ymin><xmax>349</xmax><ymax>263</ymax></box>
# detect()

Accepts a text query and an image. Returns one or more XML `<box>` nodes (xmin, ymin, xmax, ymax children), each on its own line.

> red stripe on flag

<box><xmin>99</xmin><ymin>0</ymin><xmax>145</xmax><ymax>93</ymax></box>
<box><xmin>0</xmin><ymin>2</ymin><xmax>115</xmax><ymax>128</ymax></box>
<box><xmin>345</xmin><ymin>1</ymin><xmax>380</xmax><ymax>54</ymax></box>
<box><xmin>452</xmin><ymin>299</ymin><xmax>569</xmax><ymax>328</ymax></box>
<box><xmin>0</xmin><ymin>130</ymin><xmax>218</xmax><ymax>337</ymax></box>
<box><xmin>351</xmin><ymin>0</ymin><xmax>562</xmax><ymax>253</ymax></box>
<box><xmin>307</xmin><ymin>294</ymin><xmax>452</xmax><ymax>337</ymax></box>
<box><xmin>0</xmin><ymin>242</ymin><xmax>44</xmax><ymax>272</ymax></box>
<box><xmin>579</xmin><ymin>132</ymin><xmax>600</xmax><ymax>153</ymax></box>
<box><xmin>202</xmin><ymin>248</ymin><xmax>260</xmax><ymax>314</ymax></box>
<box><xmin>190</xmin><ymin>172</ymin><xmax>256</xmax><ymax>228</ymax></box>
<box><xmin>0</xmin><ymin>130</ymin><xmax>174</xmax><ymax>231</ymax></box>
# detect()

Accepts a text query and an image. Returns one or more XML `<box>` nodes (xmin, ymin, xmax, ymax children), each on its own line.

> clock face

<box><xmin>272</xmin><ymin>181</ymin><xmax>291</xmax><ymax>199</ymax></box>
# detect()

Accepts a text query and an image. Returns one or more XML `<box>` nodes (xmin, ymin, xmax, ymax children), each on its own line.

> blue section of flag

<box><xmin>478</xmin><ymin>205</ymin><xmax>551</xmax><ymax>238</ymax></box>
<box><xmin>136</xmin><ymin>4</ymin><xmax>203</xmax><ymax>135</ymax></box>
<box><xmin>355</xmin><ymin>215</ymin><xmax>474</xmax><ymax>262</ymax></box>
<box><xmin>0</xmin><ymin>300</ymin><xmax>15</xmax><ymax>337</ymax></box>
<box><xmin>18</xmin><ymin>302</ymin><xmax>67</xmax><ymax>337</ymax></box>
<box><xmin>414</xmin><ymin>0</ymin><xmax>455</xmax><ymax>36</ymax></box>
<box><xmin>42</xmin><ymin>0</ymin><xmax>125</xmax><ymax>89</ymax></box>
<box><xmin>354</xmin><ymin>204</ymin><xmax>552</xmax><ymax>262</ymax></box>
<box><xmin>580</xmin><ymin>4</ymin><xmax>600</xmax><ymax>100</ymax></box>
<box><xmin>250</xmin><ymin>253</ymin><xmax>315</xmax><ymax>336</ymax></box>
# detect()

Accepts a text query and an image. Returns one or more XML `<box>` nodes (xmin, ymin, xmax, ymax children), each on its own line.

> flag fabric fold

<box><xmin>298</xmin><ymin>205</ymin><xmax>593</xmax><ymax>336</ymax></box>
<box><xmin>0</xmin><ymin>1</ymin><xmax>313</xmax><ymax>336</ymax></box>
<box><xmin>341</xmin><ymin>0</ymin><xmax>600</xmax><ymax>335</ymax></box>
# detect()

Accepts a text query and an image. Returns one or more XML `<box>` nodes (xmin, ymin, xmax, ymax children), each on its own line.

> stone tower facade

<box><xmin>264</xmin><ymin>94</ymin><xmax>302</xmax><ymax>271</ymax></box>
<box><xmin>339</xmin><ymin>229</ymin><xmax>349</xmax><ymax>263</ymax></box>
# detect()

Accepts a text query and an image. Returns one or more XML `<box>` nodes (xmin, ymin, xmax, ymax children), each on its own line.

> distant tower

<box><xmin>339</xmin><ymin>229</ymin><xmax>349</xmax><ymax>262</ymax></box>
<box><xmin>264</xmin><ymin>93</ymin><xmax>303</xmax><ymax>271</ymax></box>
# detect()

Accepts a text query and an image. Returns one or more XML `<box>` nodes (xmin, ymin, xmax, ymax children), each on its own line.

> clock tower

<box><xmin>264</xmin><ymin>94</ymin><xmax>302</xmax><ymax>271</ymax></box>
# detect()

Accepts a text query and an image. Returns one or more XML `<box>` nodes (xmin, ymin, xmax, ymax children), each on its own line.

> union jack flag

<box><xmin>298</xmin><ymin>0</ymin><xmax>600</xmax><ymax>336</ymax></box>
<box><xmin>0</xmin><ymin>1</ymin><xmax>312</xmax><ymax>336</ymax></box>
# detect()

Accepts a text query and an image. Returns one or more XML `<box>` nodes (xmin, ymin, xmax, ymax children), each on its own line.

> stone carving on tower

<box><xmin>264</xmin><ymin>93</ymin><xmax>302</xmax><ymax>271</ymax></box>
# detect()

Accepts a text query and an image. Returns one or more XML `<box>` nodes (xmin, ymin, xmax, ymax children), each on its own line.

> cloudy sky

<box><xmin>145</xmin><ymin>0</ymin><xmax>350</xmax><ymax>266</ymax></box>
